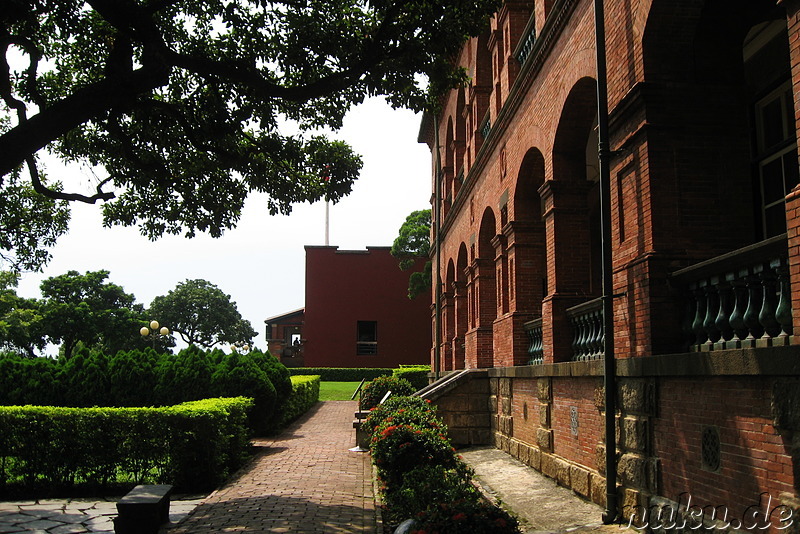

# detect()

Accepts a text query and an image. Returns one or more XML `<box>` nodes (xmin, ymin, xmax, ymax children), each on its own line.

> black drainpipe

<box><xmin>433</xmin><ymin>115</ymin><xmax>442</xmax><ymax>381</ymax></box>
<box><xmin>594</xmin><ymin>0</ymin><xmax>619</xmax><ymax>523</ymax></box>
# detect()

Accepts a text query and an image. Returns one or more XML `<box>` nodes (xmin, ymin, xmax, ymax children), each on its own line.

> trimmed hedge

<box><xmin>281</xmin><ymin>375</ymin><xmax>321</xmax><ymax>426</ymax></box>
<box><xmin>0</xmin><ymin>397</ymin><xmax>253</xmax><ymax>496</ymax></box>
<box><xmin>0</xmin><ymin>348</ymin><xmax>292</xmax><ymax>435</ymax></box>
<box><xmin>287</xmin><ymin>367</ymin><xmax>393</xmax><ymax>381</ymax></box>
<box><xmin>392</xmin><ymin>365</ymin><xmax>430</xmax><ymax>390</ymax></box>
<box><xmin>359</xmin><ymin>376</ymin><xmax>415</xmax><ymax>410</ymax></box>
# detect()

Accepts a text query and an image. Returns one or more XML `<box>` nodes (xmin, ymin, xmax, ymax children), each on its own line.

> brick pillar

<box><xmin>786</xmin><ymin>0</ymin><xmax>800</xmax><ymax>343</ymax></box>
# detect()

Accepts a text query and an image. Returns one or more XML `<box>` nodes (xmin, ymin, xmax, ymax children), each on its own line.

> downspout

<box><xmin>433</xmin><ymin>115</ymin><xmax>443</xmax><ymax>381</ymax></box>
<box><xmin>594</xmin><ymin>0</ymin><xmax>618</xmax><ymax>523</ymax></box>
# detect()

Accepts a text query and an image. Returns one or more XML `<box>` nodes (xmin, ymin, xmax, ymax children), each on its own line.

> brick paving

<box><xmin>172</xmin><ymin>400</ymin><xmax>378</xmax><ymax>533</ymax></box>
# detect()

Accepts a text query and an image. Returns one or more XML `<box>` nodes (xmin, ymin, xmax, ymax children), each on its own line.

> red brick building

<box><xmin>267</xmin><ymin>246</ymin><xmax>431</xmax><ymax>368</ymax></box>
<box><xmin>420</xmin><ymin>0</ymin><xmax>800</xmax><ymax>526</ymax></box>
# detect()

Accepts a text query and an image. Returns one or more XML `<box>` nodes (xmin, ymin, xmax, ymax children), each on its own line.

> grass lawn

<box><xmin>318</xmin><ymin>381</ymin><xmax>363</xmax><ymax>401</ymax></box>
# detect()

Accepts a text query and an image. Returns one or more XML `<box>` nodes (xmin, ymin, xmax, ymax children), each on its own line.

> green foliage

<box><xmin>281</xmin><ymin>375</ymin><xmax>321</xmax><ymax>426</ymax></box>
<box><xmin>0</xmin><ymin>170</ymin><xmax>70</xmax><ymax>272</ymax></box>
<box><xmin>39</xmin><ymin>270</ymin><xmax>150</xmax><ymax>358</ymax></box>
<box><xmin>409</xmin><ymin>499</ymin><xmax>521</xmax><ymax>533</ymax></box>
<box><xmin>366</xmin><ymin>395</ymin><xmax>520</xmax><ymax>532</ymax></box>
<box><xmin>0</xmin><ymin>398</ymin><xmax>253</xmax><ymax>495</ymax></box>
<box><xmin>148</xmin><ymin>279</ymin><xmax>257</xmax><ymax>348</ymax></box>
<box><xmin>211</xmin><ymin>351</ymin><xmax>276</xmax><ymax>435</ymax></box>
<box><xmin>392</xmin><ymin>366</ymin><xmax>430</xmax><ymax>390</ymax></box>
<box><xmin>0</xmin><ymin>272</ymin><xmax>47</xmax><ymax>357</ymax></box>
<box><xmin>0</xmin><ymin>352</ymin><xmax>61</xmax><ymax>406</ymax></box>
<box><xmin>360</xmin><ymin>375</ymin><xmax>415</xmax><ymax>410</ymax></box>
<box><xmin>1</xmin><ymin>0</ymin><xmax>501</xmax><ymax>270</ymax></box>
<box><xmin>58</xmin><ymin>347</ymin><xmax>112</xmax><ymax>407</ymax></box>
<box><xmin>154</xmin><ymin>345</ymin><xmax>215</xmax><ymax>405</ymax></box>
<box><xmin>391</xmin><ymin>210</ymin><xmax>432</xmax><ymax>299</ymax></box>
<box><xmin>287</xmin><ymin>367</ymin><xmax>393</xmax><ymax>381</ymax></box>
<box><xmin>107</xmin><ymin>348</ymin><xmax>160</xmax><ymax>407</ymax></box>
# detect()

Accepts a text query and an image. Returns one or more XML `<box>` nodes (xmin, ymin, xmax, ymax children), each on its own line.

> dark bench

<box><xmin>114</xmin><ymin>484</ymin><xmax>173</xmax><ymax>534</ymax></box>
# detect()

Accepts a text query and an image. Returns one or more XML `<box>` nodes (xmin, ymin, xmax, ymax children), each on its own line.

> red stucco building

<box><xmin>266</xmin><ymin>246</ymin><xmax>431</xmax><ymax>368</ymax></box>
<box><xmin>418</xmin><ymin>0</ymin><xmax>800</xmax><ymax>527</ymax></box>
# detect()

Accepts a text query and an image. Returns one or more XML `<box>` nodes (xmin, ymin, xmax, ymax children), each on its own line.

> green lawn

<box><xmin>318</xmin><ymin>381</ymin><xmax>363</xmax><ymax>401</ymax></box>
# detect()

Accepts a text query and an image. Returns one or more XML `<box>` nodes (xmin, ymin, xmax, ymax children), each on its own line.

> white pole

<box><xmin>325</xmin><ymin>199</ymin><xmax>330</xmax><ymax>246</ymax></box>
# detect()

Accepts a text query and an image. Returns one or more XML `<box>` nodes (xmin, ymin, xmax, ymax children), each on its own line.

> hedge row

<box><xmin>0</xmin><ymin>347</ymin><xmax>291</xmax><ymax>435</ymax></box>
<box><xmin>0</xmin><ymin>397</ymin><xmax>253</xmax><ymax>496</ymax></box>
<box><xmin>287</xmin><ymin>367</ymin><xmax>393</xmax><ymax>381</ymax></box>
<box><xmin>392</xmin><ymin>365</ymin><xmax>430</xmax><ymax>390</ymax></box>
<box><xmin>281</xmin><ymin>375</ymin><xmax>321</xmax><ymax>425</ymax></box>
<box><xmin>366</xmin><ymin>396</ymin><xmax>520</xmax><ymax>532</ymax></box>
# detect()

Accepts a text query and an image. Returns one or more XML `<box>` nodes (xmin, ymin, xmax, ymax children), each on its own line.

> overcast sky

<box><xmin>15</xmin><ymin>97</ymin><xmax>432</xmax><ymax>352</ymax></box>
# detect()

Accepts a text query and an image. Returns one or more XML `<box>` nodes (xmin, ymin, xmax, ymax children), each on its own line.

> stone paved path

<box><xmin>172</xmin><ymin>400</ymin><xmax>378</xmax><ymax>533</ymax></box>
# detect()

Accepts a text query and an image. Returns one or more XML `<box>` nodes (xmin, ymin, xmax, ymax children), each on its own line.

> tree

<box><xmin>1</xmin><ymin>0</ymin><xmax>501</xmax><ymax>271</ymax></box>
<box><xmin>0</xmin><ymin>270</ymin><xmax>47</xmax><ymax>356</ymax></box>
<box><xmin>148</xmin><ymin>279</ymin><xmax>257</xmax><ymax>348</ymax></box>
<box><xmin>391</xmin><ymin>209</ymin><xmax>432</xmax><ymax>299</ymax></box>
<box><xmin>39</xmin><ymin>269</ymin><xmax>147</xmax><ymax>358</ymax></box>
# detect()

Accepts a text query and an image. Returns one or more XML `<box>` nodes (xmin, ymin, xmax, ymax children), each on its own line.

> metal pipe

<box><xmin>593</xmin><ymin>0</ymin><xmax>618</xmax><ymax>523</ymax></box>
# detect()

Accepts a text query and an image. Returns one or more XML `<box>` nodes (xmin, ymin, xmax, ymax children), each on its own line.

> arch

<box><xmin>552</xmin><ymin>77</ymin><xmax>598</xmax><ymax>183</ymax></box>
<box><xmin>478</xmin><ymin>207</ymin><xmax>497</xmax><ymax>260</ymax></box>
<box><xmin>512</xmin><ymin>148</ymin><xmax>548</xmax><ymax>315</ymax></box>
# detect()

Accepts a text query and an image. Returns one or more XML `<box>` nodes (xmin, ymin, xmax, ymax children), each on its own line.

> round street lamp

<box><xmin>140</xmin><ymin>320</ymin><xmax>170</xmax><ymax>348</ymax></box>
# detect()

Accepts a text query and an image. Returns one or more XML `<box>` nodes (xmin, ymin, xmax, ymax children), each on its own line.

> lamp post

<box><xmin>140</xmin><ymin>320</ymin><xmax>170</xmax><ymax>349</ymax></box>
<box><xmin>230</xmin><ymin>342</ymin><xmax>251</xmax><ymax>353</ymax></box>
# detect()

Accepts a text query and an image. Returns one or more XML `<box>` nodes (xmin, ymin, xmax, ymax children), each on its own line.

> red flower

<box><xmin>495</xmin><ymin>518</ymin><xmax>507</xmax><ymax>527</ymax></box>
<box><xmin>452</xmin><ymin>513</ymin><xmax>467</xmax><ymax>521</ymax></box>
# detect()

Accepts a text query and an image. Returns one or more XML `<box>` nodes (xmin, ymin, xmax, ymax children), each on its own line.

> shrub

<box><xmin>107</xmin><ymin>348</ymin><xmax>160</xmax><ymax>406</ymax></box>
<box><xmin>371</xmin><ymin>422</ymin><xmax>459</xmax><ymax>490</ymax></box>
<box><xmin>58</xmin><ymin>347</ymin><xmax>111</xmax><ymax>407</ymax></box>
<box><xmin>0</xmin><ymin>397</ymin><xmax>253</xmax><ymax>495</ymax></box>
<box><xmin>408</xmin><ymin>499</ymin><xmax>521</xmax><ymax>533</ymax></box>
<box><xmin>392</xmin><ymin>366</ymin><xmax>430</xmax><ymax>390</ymax></box>
<box><xmin>287</xmin><ymin>367</ymin><xmax>393</xmax><ymax>381</ymax></box>
<box><xmin>362</xmin><ymin>396</ymin><xmax>439</xmax><ymax>437</ymax></box>
<box><xmin>381</xmin><ymin>463</ymin><xmax>479</xmax><ymax>524</ymax></box>
<box><xmin>281</xmin><ymin>375</ymin><xmax>321</xmax><ymax>425</ymax></box>
<box><xmin>154</xmin><ymin>346</ymin><xmax>215</xmax><ymax>405</ymax></box>
<box><xmin>211</xmin><ymin>352</ymin><xmax>276</xmax><ymax>435</ymax></box>
<box><xmin>360</xmin><ymin>376</ymin><xmax>415</xmax><ymax>410</ymax></box>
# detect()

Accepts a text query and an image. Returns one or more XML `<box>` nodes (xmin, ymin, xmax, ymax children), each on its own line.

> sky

<box><xmin>14</xmin><ymin>97</ymin><xmax>433</xmax><ymax>353</ymax></box>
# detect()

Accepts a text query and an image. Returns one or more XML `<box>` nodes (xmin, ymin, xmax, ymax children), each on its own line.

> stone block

<box><xmin>555</xmin><ymin>457</ymin><xmax>571</xmax><ymax>487</ymax></box>
<box><xmin>595</xmin><ymin>384</ymin><xmax>605</xmax><ymax>410</ymax></box>
<box><xmin>541</xmin><ymin>452</ymin><xmax>558</xmax><ymax>480</ymax></box>
<box><xmin>448</xmin><ymin>429</ymin><xmax>470</xmax><ymax>446</ymax></box>
<box><xmin>516</xmin><ymin>441</ymin><xmax>529</xmax><ymax>465</ymax></box>
<box><xmin>466</xmin><ymin>377</ymin><xmax>490</xmax><ymax>394</ymax></box>
<box><xmin>468</xmin><ymin>396</ymin><xmax>489</xmax><ymax>412</ymax></box>
<box><xmin>488</xmin><ymin>395</ymin><xmax>498</xmax><ymax>413</ymax></box>
<box><xmin>502</xmin><ymin>397</ymin><xmax>512</xmax><ymax>415</ymax></box>
<box><xmin>596</xmin><ymin>444</ymin><xmax>606</xmax><ymax>475</ymax></box>
<box><xmin>529</xmin><ymin>445</ymin><xmax>542</xmax><ymax>470</ymax></box>
<box><xmin>539</xmin><ymin>405</ymin><xmax>550</xmax><ymax>428</ymax></box>
<box><xmin>618</xmin><ymin>378</ymin><xmax>656</xmax><ymax>415</ymax></box>
<box><xmin>500</xmin><ymin>377</ymin><xmax>511</xmax><ymax>396</ymax></box>
<box><xmin>537</xmin><ymin>378</ymin><xmax>551</xmax><ymax>402</ymax></box>
<box><xmin>621</xmin><ymin>416</ymin><xmax>649</xmax><ymax>453</ymax></box>
<box><xmin>509</xmin><ymin>438</ymin><xmax>519</xmax><ymax>459</ymax></box>
<box><xmin>494</xmin><ymin>432</ymin><xmax>502</xmax><ymax>449</ymax></box>
<box><xmin>622</xmin><ymin>487</ymin><xmax>642</xmax><ymax>513</ymax></box>
<box><xmin>472</xmin><ymin>428</ymin><xmax>492</xmax><ymax>445</ymax></box>
<box><xmin>591</xmin><ymin>474</ymin><xmax>607</xmax><ymax>508</ymax></box>
<box><xmin>490</xmin><ymin>378</ymin><xmax>499</xmax><ymax>395</ymax></box>
<box><xmin>500</xmin><ymin>434</ymin><xmax>510</xmax><ymax>453</ymax></box>
<box><xmin>618</xmin><ymin>452</ymin><xmax>647</xmax><ymax>488</ymax></box>
<box><xmin>537</xmin><ymin>428</ymin><xmax>553</xmax><ymax>452</ymax></box>
<box><xmin>570</xmin><ymin>465</ymin><xmax>591</xmax><ymax>498</ymax></box>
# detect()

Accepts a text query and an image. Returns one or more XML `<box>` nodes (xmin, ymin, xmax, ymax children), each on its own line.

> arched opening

<box><xmin>513</xmin><ymin>148</ymin><xmax>547</xmax><ymax>315</ymax></box>
<box><xmin>473</xmin><ymin>207</ymin><xmax>497</xmax><ymax>368</ymax></box>
<box><xmin>551</xmin><ymin>77</ymin><xmax>601</xmax><ymax>298</ymax></box>
<box><xmin>444</xmin><ymin>259</ymin><xmax>456</xmax><ymax>371</ymax></box>
<box><xmin>455</xmin><ymin>243</ymin><xmax>468</xmax><ymax>370</ymax></box>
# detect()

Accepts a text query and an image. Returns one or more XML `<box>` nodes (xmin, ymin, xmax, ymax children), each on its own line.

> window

<box><xmin>356</xmin><ymin>321</ymin><xmax>378</xmax><ymax>355</ymax></box>
<box><xmin>756</xmin><ymin>81</ymin><xmax>799</xmax><ymax>237</ymax></box>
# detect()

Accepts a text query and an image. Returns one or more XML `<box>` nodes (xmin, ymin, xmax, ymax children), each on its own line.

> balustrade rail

<box><xmin>671</xmin><ymin>234</ymin><xmax>792</xmax><ymax>351</ymax></box>
<box><xmin>524</xmin><ymin>318</ymin><xmax>543</xmax><ymax>364</ymax></box>
<box><xmin>566</xmin><ymin>298</ymin><xmax>604</xmax><ymax>361</ymax></box>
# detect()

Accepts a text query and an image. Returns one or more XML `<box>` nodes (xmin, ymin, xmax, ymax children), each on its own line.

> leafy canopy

<box><xmin>148</xmin><ymin>278</ymin><xmax>257</xmax><ymax>348</ymax></box>
<box><xmin>391</xmin><ymin>209</ymin><xmax>431</xmax><ymax>299</ymax></box>
<box><xmin>1</xmin><ymin>0</ymin><xmax>501</xmax><ymax>271</ymax></box>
